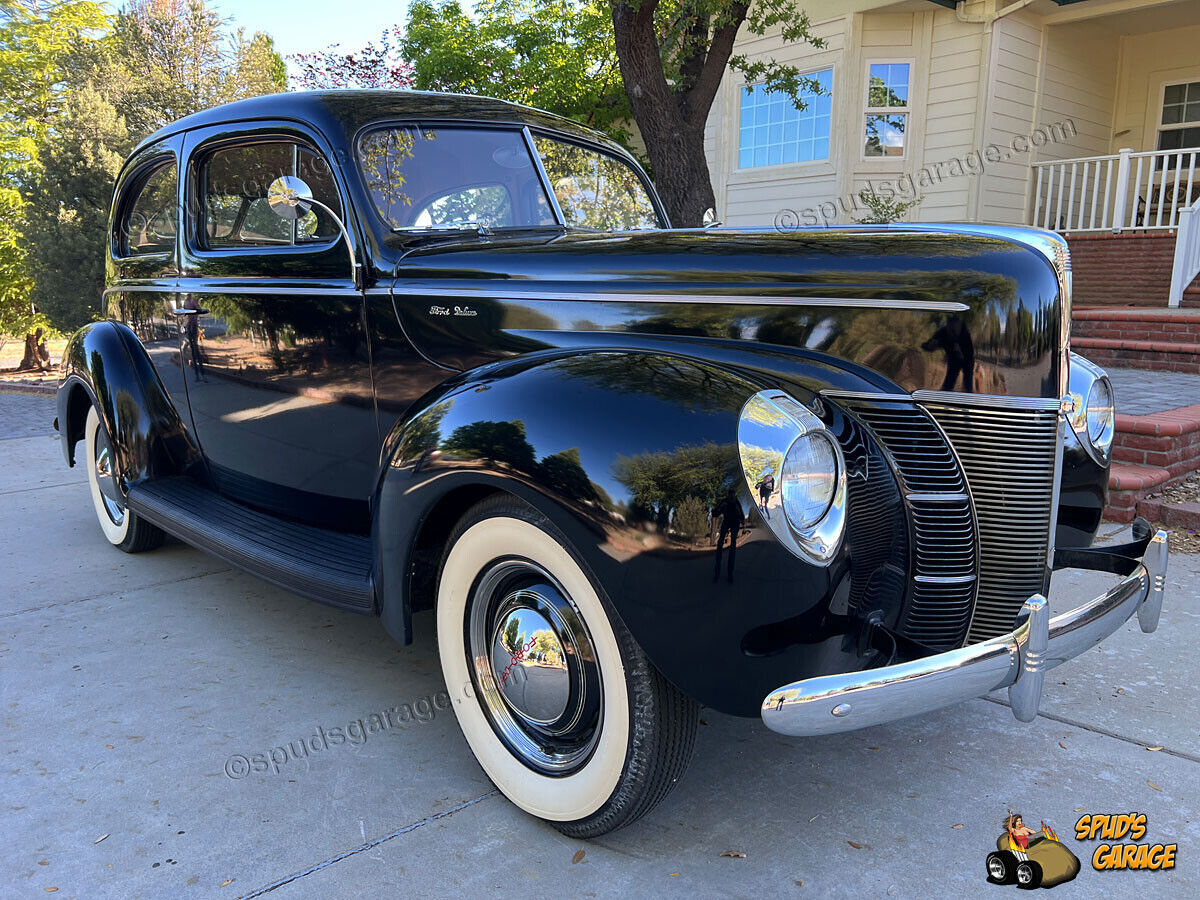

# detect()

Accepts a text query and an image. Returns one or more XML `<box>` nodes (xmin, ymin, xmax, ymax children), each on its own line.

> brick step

<box><xmin>1074</xmin><ymin>339</ymin><xmax>1200</xmax><ymax>373</ymax></box>
<box><xmin>1072</xmin><ymin>308</ymin><xmax>1200</xmax><ymax>343</ymax></box>
<box><xmin>1136</xmin><ymin>497</ymin><xmax>1200</xmax><ymax>530</ymax></box>
<box><xmin>1104</xmin><ymin>405</ymin><xmax>1200</xmax><ymax>521</ymax></box>
<box><xmin>1112</xmin><ymin>405</ymin><xmax>1200</xmax><ymax>475</ymax></box>
<box><xmin>1106</xmin><ymin>462</ymin><xmax>1172</xmax><ymax>523</ymax></box>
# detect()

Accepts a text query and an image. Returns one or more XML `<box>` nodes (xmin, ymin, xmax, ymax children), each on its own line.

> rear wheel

<box><xmin>85</xmin><ymin>406</ymin><xmax>164</xmax><ymax>553</ymax></box>
<box><xmin>436</xmin><ymin>496</ymin><xmax>698</xmax><ymax>837</ymax></box>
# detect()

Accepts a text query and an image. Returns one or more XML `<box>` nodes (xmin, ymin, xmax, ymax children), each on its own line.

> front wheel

<box><xmin>436</xmin><ymin>496</ymin><xmax>698</xmax><ymax>837</ymax></box>
<box><xmin>84</xmin><ymin>406</ymin><xmax>164</xmax><ymax>553</ymax></box>
<box><xmin>1016</xmin><ymin>859</ymin><xmax>1043</xmax><ymax>889</ymax></box>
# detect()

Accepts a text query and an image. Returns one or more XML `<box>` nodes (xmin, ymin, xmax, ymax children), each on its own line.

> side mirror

<box><xmin>702</xmin><ymin>207</ymin><xmax>722</xmax><ymax>228</ymax></box>
<box><xmin>265</xmin><ymin>175</ymin><xmax>362</xmax><ymax>290</ymax></box>
<box><xmin>267</xmin><ymin>175</ymin><xmax>314</xmax><ymax>221</ymax></box>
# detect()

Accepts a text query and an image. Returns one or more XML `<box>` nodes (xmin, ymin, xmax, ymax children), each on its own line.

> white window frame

<box><xmin>735</xmin><ymin>65</ymin><xmax>836</xmax><ymax>173</ymax></box>
<box><xmin>861</xmin><ymin>58</ymin><xmax>914</xmax><ymax>162</ymax></box>
<box><xmin>1157</xmin><ymin>78</ymin><xmax>1200</xmax><ymax>150</ymax></box>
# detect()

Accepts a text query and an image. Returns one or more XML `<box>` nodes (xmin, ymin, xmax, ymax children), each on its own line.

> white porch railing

<box><xmin>1030</xmin><ymin>147</ymin><xmax>1199</xmax><ymax>234</ymax></box>
<box><xmin>1169</xmin><ymin>197</ymin><xmax>1200</xmax><ymax>308</ymax></box>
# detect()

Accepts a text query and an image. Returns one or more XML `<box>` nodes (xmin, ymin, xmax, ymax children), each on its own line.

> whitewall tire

<box><xmin>436</xmin><ymin>496</ymin><xmax>698</xmax><ymax>837</ymax></box>
<box><xmin>84</xmin><ymin>405</ymin><xmax>164</xmax><ymax>553</ymax></box>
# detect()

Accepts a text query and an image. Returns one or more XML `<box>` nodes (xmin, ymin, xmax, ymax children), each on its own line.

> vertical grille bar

<box><xmin>920</xmin><ymin>402</ymin><xmax>1061</xmax><ymax>644</ymax></box>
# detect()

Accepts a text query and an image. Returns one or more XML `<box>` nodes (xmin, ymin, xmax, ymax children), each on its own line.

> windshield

<box><xmin>357</xmin><ymin>125</ymin><xmax>661</xmax><ymax>232</ymax></box>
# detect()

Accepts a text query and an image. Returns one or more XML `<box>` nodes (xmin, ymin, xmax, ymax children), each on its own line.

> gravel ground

<box><xmin>0</xmin><ymin>391</ymin><xmax>56</xmax><ymax>440</ymax></box>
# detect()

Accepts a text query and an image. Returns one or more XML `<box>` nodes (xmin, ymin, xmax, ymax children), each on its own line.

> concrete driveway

<box><xmin>3</xmin><ymin>396</ymin><xmax>1198</xmax><ymax>898</ymax></box>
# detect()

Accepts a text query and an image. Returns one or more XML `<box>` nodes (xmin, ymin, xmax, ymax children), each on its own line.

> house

<box><xmin>703</xmin><ymin>0</ymin><xmax>1200</xmax><ymax>318</ymax></box>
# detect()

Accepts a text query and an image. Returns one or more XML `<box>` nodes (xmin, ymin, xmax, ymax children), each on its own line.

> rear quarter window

<box><xmin>116</xmin><ymin>160</ymin><xmax>178</xmax><ymax>258</ymax></box>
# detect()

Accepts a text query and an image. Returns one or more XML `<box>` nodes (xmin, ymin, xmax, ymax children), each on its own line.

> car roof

<box><xmin>132</xmin><ymin>89</ymin><xmax>630</xmax><ymax>158</ymax></box>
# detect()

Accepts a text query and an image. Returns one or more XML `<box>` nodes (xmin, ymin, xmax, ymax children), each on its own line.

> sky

<box><xmin>211</xmin><ymin>1</ymin><xmax>411</xmax><ymax>65</ymax></box>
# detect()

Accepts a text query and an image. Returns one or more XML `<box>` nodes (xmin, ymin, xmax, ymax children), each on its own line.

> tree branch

<box><xmin>679</xmin><ymin>2</ymin><xmax>748</xmax><ymax>128</ymax></box>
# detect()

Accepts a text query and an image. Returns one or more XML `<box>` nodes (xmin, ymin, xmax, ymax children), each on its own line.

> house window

<box><xmin>738</xmin><ymin>69</ymin><xmax>832</xmax><ymax>169</ymax></box>
<box><xmin>1159</xmin><ymin>80</ymin><xmax>1200</xmax><ymax>160</ymax></box>
<box><xmin>864</xmin><ymin>62</ymin><xmax>909</xmax><ymax>158</ymax></box>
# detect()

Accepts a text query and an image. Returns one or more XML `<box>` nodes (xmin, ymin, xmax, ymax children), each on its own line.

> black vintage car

<box><xmin>56</xmin><ymin>91</ymin><xmax>1168</xmax><ymax>837</ymax></box>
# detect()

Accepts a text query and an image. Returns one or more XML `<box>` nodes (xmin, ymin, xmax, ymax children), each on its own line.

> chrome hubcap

<box><xmin>1017</xmin><ymin>866</ymin><xmax>1031</xmax><ymax>884</ymax></box>
<box><xmin>93</xmin><ymin>432</ymin><xmax>125</xmax><ymax>526</ymax></box>
<box><xmin>468</xmin><ymin>561</ymin><xmax>601</xmax><ymax>775</ymax></box>
<box><xmin>987</xmin><ymin>858</ymin><xmax>1004</xmax><ymax>878</ymax></box>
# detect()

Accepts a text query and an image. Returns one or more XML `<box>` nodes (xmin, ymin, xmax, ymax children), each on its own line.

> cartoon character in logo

<box><xmin>986</xmin><ymin>812</ymin><xmax>1081</xmax><ymax>889</ymax></box>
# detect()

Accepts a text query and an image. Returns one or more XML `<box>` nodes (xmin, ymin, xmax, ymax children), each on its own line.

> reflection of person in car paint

<box><xmin>922</xmin><ymin>315</ymin><xmax>975</xmax><ymax>392</ymax></box>
<box><xmin>712</xmin><ymin>491</ymin><xmax>744</xmax><ymax>584</ymax></box>
<box><xmin>1005</xmin><ymin>813</ymin><xmax>1041</xmax><ymax>860</ymax></box>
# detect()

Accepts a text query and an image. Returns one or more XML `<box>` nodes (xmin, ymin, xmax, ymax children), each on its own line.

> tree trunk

<box><xmin>611</xmin><ymin>1</ymin><xmax>745</xmax><ymax>228</ymax></box>
<box><xmin>18</xmin><ymin>329</ymin><xmax>50</xmax><ymax>372</ymax></box>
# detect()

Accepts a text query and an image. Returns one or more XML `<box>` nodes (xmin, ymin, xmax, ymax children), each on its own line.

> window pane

<box><xmin>202</xmin><ymin>143</ymin><xmax>343</xmax><ymax>249</ymax></box>
<box><xmin>737</xmin><ymin>68</ymin><xmax>833</xmax><ymax>168</ymax></box>
<box><xmin>121</xmin><ymin>162</ymin><xmax>177</xmax><ymax>256</ymax></box>
<box><xmin>868</xmin><ymin>62</ymin><xmax>909</xmax><ymax>108</ymax></box>
<box><xmin>533</xmin><ymin>137</ymin><xmax>660</xmax><ymax>231</ymax></box>
<box><xmin>1163</xmin><ymin>103</ymin><xmax>1184</xmax><ymax>125</ymax></box>
<box><xmin>1164</xmin><ymin>83</ymin><xmax>1186</xmax><ymax>104</ymax></box>
<box><xmin>1187</xmin><ymin>102</ymin><xmax>1200</xmax><ymax>124</ymax></box>
<box><xmin>864</xmin><ymin>113</ymin><xmax>907</xmax><ymax>157</ymax></box>
<box><xmin>358</xmin><ymin>128</ymin><xmax>555</xmax><ymax>230</ymax></box>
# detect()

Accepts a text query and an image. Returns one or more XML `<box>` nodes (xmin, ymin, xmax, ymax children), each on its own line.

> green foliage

<box><xmin>727</xmin><ymin>1</ymin><xmax>827</xmax><ymax>108</ymax></box>
<box><xmin>2</xmin><ymin>0</ymin><xmax>288</xmax><ymax>338</ymax></box>
<box><xmin>401</xmin><ymin>0</ymin><xmax>632</xmax><ymax>145</ymax></box>
<box><xmin>612</xmin><ymin>441</ymin><xmax>736</xmax><ymax>528</ymax></box>
<box><xmin>672</xmin><ymin>494</ymin><xmax>709</xmax><ymax>538</ymax></box>
<box><xmin>852</xmin><ymin>186</ymin><xmax>922</xmax><ymax>225</ymax></box>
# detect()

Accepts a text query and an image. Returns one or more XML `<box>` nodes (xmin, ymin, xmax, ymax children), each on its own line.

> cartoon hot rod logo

<box><xmin>986</xmin><ymin>812</ymin><xmax>1081</xmax><ymax>890</ymax></box>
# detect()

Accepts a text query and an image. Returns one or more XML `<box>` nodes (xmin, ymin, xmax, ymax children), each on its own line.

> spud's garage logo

<box><xmin>986</xmin><ymin>812</ymin><xmax>1081</xmax><ymax>889</ymax></box>
<box><xmin>1075</xmin><ymin>813</ymin><xmax>1177</xmax><ymax>872</ymax></box>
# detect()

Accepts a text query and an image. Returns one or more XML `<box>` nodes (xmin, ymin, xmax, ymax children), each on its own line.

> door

<box><xmin>178</xmin><ymin>123</ymin><xmax>377</xmax><ymax>533</ymax></box>
<box><xmin>109</xmin><ymin>139</ymin><xmax>187</xmax><ymax>419</ymax></box>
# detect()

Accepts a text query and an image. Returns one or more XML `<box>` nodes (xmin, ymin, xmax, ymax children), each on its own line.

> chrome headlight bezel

<box><xmin>1067</xmin><ymin>352</ymin><xmax>1115</xmax><ymax>464</ymax></box>
<box><xmin>738</xmin><ymin>391</ymin><xmax>847</xmax><ymax>564</ymax></box>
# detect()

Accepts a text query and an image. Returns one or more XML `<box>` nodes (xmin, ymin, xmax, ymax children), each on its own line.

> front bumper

<box><xmin>761</xmin><ymin>529</ymin><xmax>1169</xmax><ymax>736</ymax></box>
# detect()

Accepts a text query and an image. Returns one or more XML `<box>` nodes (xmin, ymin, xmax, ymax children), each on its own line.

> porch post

<box><xmin>1112</xmin><ymin>148</ymin><xmax>1132</xmax><ymax>234</ymax></box>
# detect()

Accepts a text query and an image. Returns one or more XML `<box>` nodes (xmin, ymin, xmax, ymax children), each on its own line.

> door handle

<box><xmin>172</xmin><ymin>307</ymin><xmax>209</xmax><ymax>316</ymax></box>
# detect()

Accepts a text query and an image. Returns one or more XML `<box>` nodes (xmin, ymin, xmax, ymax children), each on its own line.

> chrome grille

<box><xmin>920</xmin><ymin>402</ymin><xmax>1061</xmax><ymax>644</ymax></box>
<box><xmin>842</xmin><ymin>402</ymin><xmax>977</xmax><ymax>650</ymax></box>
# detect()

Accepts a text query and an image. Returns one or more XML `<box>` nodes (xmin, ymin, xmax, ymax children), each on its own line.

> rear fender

<box><xmin>57</xmin><ymin>321</ymin><xmax>200</xmax><ymax>493</ymax></box>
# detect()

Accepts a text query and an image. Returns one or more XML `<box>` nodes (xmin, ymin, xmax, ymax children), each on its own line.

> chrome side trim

<box><xmin>761</xmin><ymin>530</ymin><xmax>1167</xmax><ymax>737</ymax></box>
<box><xmin>912</xmin><ymin>390</ymin><xmax>1062</xmax><ymax>411</ymax></box>
<box><xmin>393</xmin><ymin>284</ymin><xmax>971</xmax><ymax>312</ymax></box>
<box><xmin>820</xmin><ymin>389</ymin><xmax>910</xmax><ymax>401</ymax></box>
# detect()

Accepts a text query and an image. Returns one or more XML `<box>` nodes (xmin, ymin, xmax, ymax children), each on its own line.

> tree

<box><xmin>15</xmin><ymin>0</ymin><xmax>288</xmax><ymax>337</ymax></box>
<box><xmin>0</xmin><ymin>0</ymin><xmax>107</xmax><ymax>352</ymax></box>
<box><xmin>290</xmin><ymin>25</ymin><xmax>413</xmax><ymax>90</ymax></box>
<box><xmin>610</xmin><ymin>0</ymin><xmax>824</xmax><ymax>226</ymax></box>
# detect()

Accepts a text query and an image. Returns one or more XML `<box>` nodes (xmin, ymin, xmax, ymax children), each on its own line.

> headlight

<box><xmin>738</xmin><ymin>391</ymin><xmax>846</xmax><ymax>563</ymax></box>
<box><xmin>781</xmin><ymin>432</ymin><xmax>838</xmax><ymax>530</ymax></box>
<box><xmin>1067</xmin><ymin>352</ymin><xmax>1115</xmax><ymax>463</ymax></box>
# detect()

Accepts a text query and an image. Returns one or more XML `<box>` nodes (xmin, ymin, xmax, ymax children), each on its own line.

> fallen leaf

<box><xmin>37</xmin><ymin>861</ymin><xmax>49</xmax><ymax>866</ymax></box>
<box><xmin>867</xmin><ymin>746</ymin><xmax>880</xmax><ymax>751</ymax></box>
<box><xmin>220</xmin><ymin>880</ymin><xmax>233</xmax><ymax>888</ymax></box>
<box><xmin>719</xmin><ymin>850</ymin><xmax>747</xmax><ymax>858</ymax></box>
<box><xmin>572</xmin><ymin>850</ymin><xmax>585</xmax><ymax>865</ymax></box>
<box><xmin>105</xmin><ymin>745</ymin><xmax>114</xmax><ymax>750</ymax></box>
<box><xmin>952</xmin><ymin>824</ymin><xmax>963</xmax><ymax>829</ymax></box>
<box><xmin>668</xmin><ymin>872</ymin><xmax>680</xmax><ymax>877</ymax></box>
<box><xmin>44</xmin><ymin>889</ymin><xmax>58</xmax><ymax>894</ymax></box>
<box><xmin>1074</xmin><ymin>807</ymin><xmax>1086</xmax><ymax>812</ymax></box>
<box><xmin>1058</xmin><ymin>741</ymin><xmax>1067</xmax><ymax>749</ymax></box>
<box><xmin>1116</xmin><ymin>688</ymin><xmax>1125</xmax><ymax>694</ymax></box>
<box><xmin>1146</xmin><ymin>746</ymin><xmax>1164</xmax><ymax>752</ymax></box>
<box><xmin>1148</xmin><ymin>780</ymin><xmax>1162</xmax><ymax>792</ymax></box>
<box><xmin>795</xmin><ymin>880</ymin><xmax>805</xmax><ymax>887</ymax></box>
<box><xmin>94</xmin><ymin>834</ymin><xmax>108</xmax><ymax>844</ymax></box>
<box><xmin>847</xmin><ymin>841</ymin><xmax>864</xmax><ymax>849</ymax></box>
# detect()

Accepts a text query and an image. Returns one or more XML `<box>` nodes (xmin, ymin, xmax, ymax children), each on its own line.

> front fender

<box><xmin>375</xmin><ymin>348</ymin><xmax>900</xmax><ymax>716</ymax></box>
<box><xmin>56</xmin><ymin>321</ymin><xmax>200</xmax><ymax>493</ymax></box>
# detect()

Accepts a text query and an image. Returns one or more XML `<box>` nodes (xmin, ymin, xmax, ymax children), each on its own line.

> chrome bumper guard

<box><xmin>761</xmin><ymin>530</ymin><xmax>1169</xmax><ymax>737</ymax></box>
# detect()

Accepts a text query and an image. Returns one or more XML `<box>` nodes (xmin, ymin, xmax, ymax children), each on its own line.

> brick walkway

<box><xmin>0</xmin><ymin>392</ymin><xmax>55</xmax><ymax>441</ymax></box>
<box><xmin>1107</xmin><ymin>367</ymin><xmax>1200</xmax><ymax>415</ymax></box>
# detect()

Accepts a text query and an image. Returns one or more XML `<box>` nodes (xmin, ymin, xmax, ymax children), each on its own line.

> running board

<box><xmin>128</xmin><ymin>477</ymin><xmax>375</xmax><ymax>613</ymax></box>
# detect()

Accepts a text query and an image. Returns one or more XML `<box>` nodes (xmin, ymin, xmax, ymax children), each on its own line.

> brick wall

<box><xmin>1066</xmin><ymin>232</ymin><xmax>1177</xmax><ymax>306</ymax></box>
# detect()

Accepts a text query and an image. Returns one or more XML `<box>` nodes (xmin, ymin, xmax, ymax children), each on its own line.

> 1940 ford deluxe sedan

<box><xmin>56</xmin><ymin>90</ymin><xmax>1168</xmax><ymax>837</ymax></box>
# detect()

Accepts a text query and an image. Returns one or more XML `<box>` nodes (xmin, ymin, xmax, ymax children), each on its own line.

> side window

<box><xmin>200</xmin><ymin>140</ymin><xmax>343</xmax><ymax>249</ymax></box>
<box><xmin>533</xmin><ymin>137</ymin><xmax>660</xmax><ymax>231</ymax></box>
<box><xmin>119</xmin><ymin>160</ymin><xmax>177</xmax><ymax>257</ymax></box>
